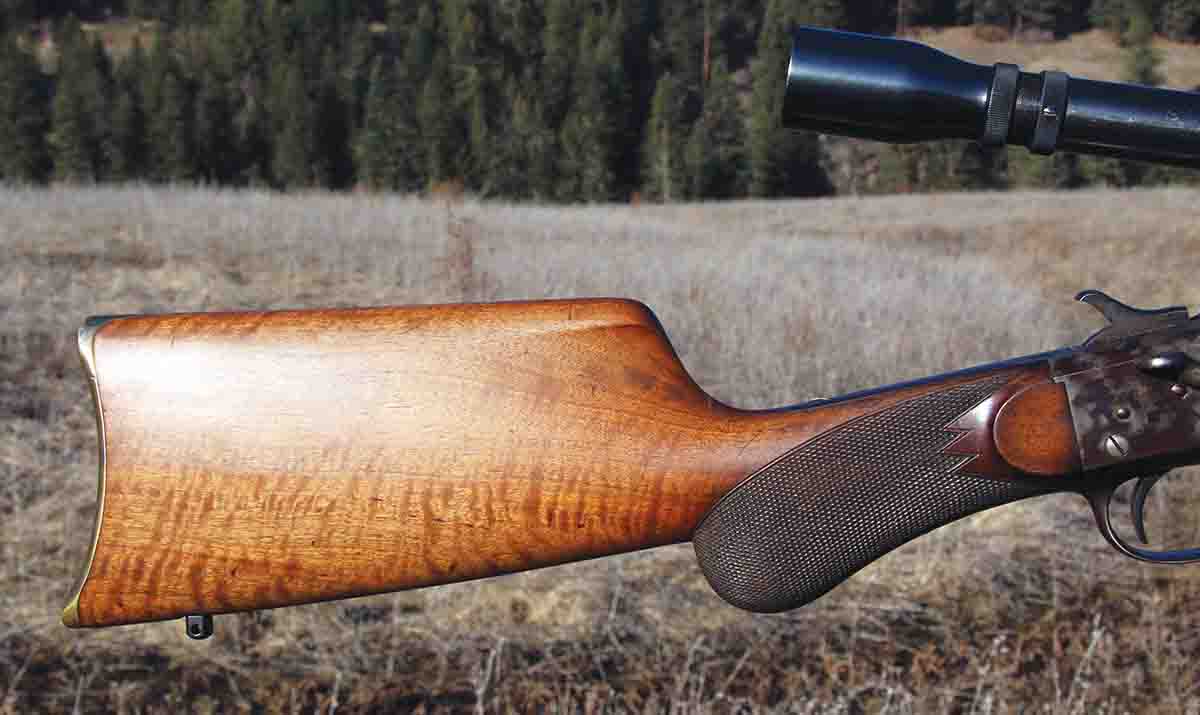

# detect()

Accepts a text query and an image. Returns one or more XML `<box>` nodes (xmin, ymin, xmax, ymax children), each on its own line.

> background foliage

<box><xmin>2</xmin><ymin>0</ymin><xmax>1200</xmax><ymax>199</ymax></box>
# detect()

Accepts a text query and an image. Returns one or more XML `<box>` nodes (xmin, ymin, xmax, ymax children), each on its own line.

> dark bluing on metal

<box><xmin>185</xmin><ymin>614</ymin><xmax>214</xmax><ymax>640</ymax></box>
<box><xmin>1051</xmin><ymin>291</ymin><xmax>1200</xmax><ymax>564</ymax></box>
<box><xmin>783</xmin><ymin>26</ymin><xmax>1200</xmax><ymax>169</ymax></box>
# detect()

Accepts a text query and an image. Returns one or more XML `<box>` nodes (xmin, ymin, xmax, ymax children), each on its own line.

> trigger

<box><xmin>1131</xmin><ymin>474</ymin><xmax>1165</xmax><ymax>544</ymax></box>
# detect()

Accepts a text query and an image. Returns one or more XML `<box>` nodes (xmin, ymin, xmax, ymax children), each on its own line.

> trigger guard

<box><xmin>1085</xmin><ymin>482</ymin><xmax>1200</xmax><ymax>565</ymax></box>
<box><xmin>1131</xmin><ymin>474</ymin><xmax>1165</xmax><ymax>544</ymax></box>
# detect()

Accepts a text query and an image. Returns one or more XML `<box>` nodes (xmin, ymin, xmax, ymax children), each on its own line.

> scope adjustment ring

<box><xmin>984</xmin><ymin>63</ymin><xmax>1020</xmax><ymax>147</ymax></box>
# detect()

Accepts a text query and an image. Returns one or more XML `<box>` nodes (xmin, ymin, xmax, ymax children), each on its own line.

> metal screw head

<box><xmin>1172</xmin><ymin>384</ymin><xmax>1189</xmax><ymax>397</ymax></box>
<box><xmin>1105</xmin><ymin>434</ymin><xmax>1131</xmax><ymax>459</ymax></box>
<box><xmin>1115</xmin><ymin>407</ymin><xmax>1132</xmax><ymax>420</ymax></box>
<box><xmin>185</xmin><ymin>614</ymin><xmax>214</xmax><ymax>640</ymax></box>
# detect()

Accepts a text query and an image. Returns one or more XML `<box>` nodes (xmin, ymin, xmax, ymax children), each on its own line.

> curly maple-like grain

<box><xmin>67</xmin><ymin>299</ymin><xmax>1067</xmax><ymax>627</ymax></box>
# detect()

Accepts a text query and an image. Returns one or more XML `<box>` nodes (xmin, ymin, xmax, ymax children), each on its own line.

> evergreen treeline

<box><xmin>2</xmin><ymin>0</ymin><xmax>1198</xmax><ymax>198</ymax></box>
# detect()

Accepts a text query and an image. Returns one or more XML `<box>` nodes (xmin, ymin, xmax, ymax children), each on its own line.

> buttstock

<box><xmin>65</xmin><ymin>298</ymin><xmax>1080</xmax><ymax>629</ymax></box>
<box><xmin>65</xmin><ymin>300</ymin><xmax>795</xmax><ymax>627</ymax></box>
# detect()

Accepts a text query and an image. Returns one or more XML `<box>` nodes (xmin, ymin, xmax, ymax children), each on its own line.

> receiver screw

<box><xmin>1104</xmin><ymin>434</ymin><xmax>1130</xmax><ymax>459</ymax></box>
<box><xmin>1115</xmin><ymin>407</ymin><xmax>1131</xmax><ymax>420</ymax></box>
<box><xmin>1172</xmin><ymin>384</ymin><xmax>1189</xmax><ymax>397</ymax></box>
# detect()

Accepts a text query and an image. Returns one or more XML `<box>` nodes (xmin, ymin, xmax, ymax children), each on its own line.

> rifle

<box><xmin>64</xmin><ymin>29</ymin><xmax>1200</xmax><ymax>640</ymax></box>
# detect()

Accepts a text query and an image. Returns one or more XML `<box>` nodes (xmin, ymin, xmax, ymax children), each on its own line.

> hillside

<box><xmin>60</xmin><ymin>18</ymin><xmax>1200</xmax><ymax>90</ymax></box>
<box><xmin>8</xmin><ymin>3</ymin><xmax>1200</xmax><ymax>200</ymax></box>
<box><xmin>912</xmin><ymin>25</ymin><xmax>1200</xmax><ymax>90</ymax></box>
<box><xmin>4</xmin><ymin>185</ymin><xmax>1200</xmax><ymax>712</ymax></box>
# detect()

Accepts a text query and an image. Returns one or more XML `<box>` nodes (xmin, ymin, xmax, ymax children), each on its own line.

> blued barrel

<box><xmin>784</xmin><ymin>26</ymin><xmax>1200</xmax><ymax>169</ymax></box>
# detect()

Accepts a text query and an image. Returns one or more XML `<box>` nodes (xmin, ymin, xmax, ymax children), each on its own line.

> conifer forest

<box><xmin>3</xmin><ymin>0</ymin><xmax>1200</xmax><ymax>200</ymax></box>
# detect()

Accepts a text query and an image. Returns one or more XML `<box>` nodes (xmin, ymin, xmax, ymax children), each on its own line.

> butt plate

<box><xmin>62</xmin><ymin>316</ymin><xmax>123</xmax><ymax>628</ymax></box>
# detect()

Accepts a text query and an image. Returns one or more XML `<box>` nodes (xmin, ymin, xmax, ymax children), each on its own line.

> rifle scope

<box><xmin>784</xmin><ymin>26</ymin><xmax>1200</xmax><ymax>169</ymax></box>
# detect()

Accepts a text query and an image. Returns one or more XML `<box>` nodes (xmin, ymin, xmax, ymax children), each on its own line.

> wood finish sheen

<box><xmin>994</xmin><ymin>382</ymin><xmax>1081</xmax><ymax>476</ymax></box>
<box><xmin>942</xmin><ymin>370</ymin><xmax>1075</xmax><ymax>481</ymax></box>
<box><xmin>68</xmin><ymin>300</ymin><xmax>1059</xmax><ymax>627</ymax></box>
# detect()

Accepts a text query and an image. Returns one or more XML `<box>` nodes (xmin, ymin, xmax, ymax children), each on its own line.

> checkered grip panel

<box><xmin>693</xmin><ymin>376</ymin><xmax>1045</xmax><ymax>612</ymax></box>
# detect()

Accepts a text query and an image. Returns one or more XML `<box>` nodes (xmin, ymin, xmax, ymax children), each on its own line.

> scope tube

<box><xmin>784</xmin><ymin>26</ymin><xmax>1200</xmax><ymax>170</ymax></box>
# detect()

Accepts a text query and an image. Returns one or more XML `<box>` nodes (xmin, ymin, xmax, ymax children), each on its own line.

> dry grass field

<box><xmin>4</xmin><ymin>184</ymin><xmax>1200</xmax><ymax>713</ymax></box>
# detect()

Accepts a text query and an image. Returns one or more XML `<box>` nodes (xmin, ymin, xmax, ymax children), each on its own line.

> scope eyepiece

<box><xmin>784</xmin><ymin>26</ymin><xmax>1200</xmax><ymax>169</ymax></box>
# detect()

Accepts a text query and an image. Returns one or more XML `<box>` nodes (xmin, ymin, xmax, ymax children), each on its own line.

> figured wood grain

<box><xmin>994</xmin><ymin>382</ymin><xmax>1081</xmax><ymax>476</ymax></box>
<box><xmin>67</xmin><ymin>299</ymin><xmax>1058</xmax><ymax>627</ymax></box>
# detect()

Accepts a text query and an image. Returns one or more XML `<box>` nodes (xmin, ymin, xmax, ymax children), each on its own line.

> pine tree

<box><xmin>236</xmin><ymin>83</ymin><xmax>271</xmax><ymax>185</ymax></box>
<box><xmin>194</xmin><ymin>66</ymin><xmax>237</xmax><ymax>183</ymax></box>
<box><xmin>593</xmin><ymin>8</ymin><xmax>633</xmax><ymax>198</ymax></box>
<box><xmin>896</xmin><ymin>0</ymin><xmax>934</xmax><ymax>34</ymax></box>
<box><xmin>108</xmin><ymin>87</ymin><xmax>144</xmax><ymax>180</ymax></box>
<box><xmin>1090</xmin><ymin>0</ymin><xmax>1132</xmax><ymax>42</ymax></box>
<box><xmin>417</xmin><ymin>48</ymin><xmax>458</xmax><ymax>185</ymax></box>
<box><xmin>448</xmin><ymin>0</ymin><xmax>500</xmax><ymax>192</ymax></box>
<box><xmin>0</xmin><ymin>33</ymin><xmax>50</xmax><ymax>183</ymax></box>
<box><xmin>658</xmin><ymin>1</ymin><xmax>705</xmax><ymax>124</ymax></box>
<box><xmin>271</xmin><ymin>62</ymin><xmax>315</xmax><ymax>187</ymax></box>
<box><xmin>177</xmin><ymin>0</ymin><xmax>209</xmax><ymax>26</ymax></box>
<box><xmin>344</xmin><ymin>20</ymin><xmax>375</xmax><ymax>136</ymax></box>
<box><xmin>155</xmin><ymin>0</ymin><xmax>178</xmax><ymax>27</ymax></box>
<box><xmin>87</xmin><ymin>35</ymin><xmax>115</xmax><ymax>179</ymax></box>
<box><xmin>489</xmin><ymin>85</ymin><xmax>554</xmax><ymax>199</ymax></box>
<box><xmin>461</xmin><ymin>68</ymin><xmax>493</xmax><ymax>191</ymax></box>
<box><xmin>1160</xmin><ymin>0</ymin><xmax>1200</xmax><ymax>41</ymax></box>
<box><xmin>558</xmin><ymin>9</ymin><xmax>627</xmax><ymax>201</ymax></box>
<box><xmin>542</xmin><ymin>0</ymin><xmax>580</xmax><ymax>132</ymax></box>
<box><xmin>641</xmin><ymin>73</ymin><xmax>688</xmax><ymax>201</ymax></box>
<box><xmin>685</xmin><ymin>59</ymin><xmax>747</xmax><ymax>199</ymax></box>
<box><xmin>356</xmin><ymin>55</ymin><xmax>421</xmax><ymax>190</ymax></box>
<box><xmin>748</xmin><ymin>0</ymin><xmax>835</xmax><ymax>198</ymax></box>
<box><xmin>49</xmin><ymin>19</ymin><xmax>106</xmax><ymax>182</ymax></box>
<box><xmin>212</xmin><ymin>0</ymin><xmax>267</xmax><ymax>81</ymax></box>
<box><xmin>151</xmin><ymin>68</ymin><xmax>194</xmax><ymax>181</ymax></box>
<box><xmin>312</xmin><ymin>49</ymin><xmax>353</xmax><ymax>188</ymax></box>
<box><xmin>493</xmin><ymin>0</ymin><xmax>543</xmax><ymax>70</ymax></box>
<box><xmin>612</xmin><ymin>0</ymin><xmax>655</xmax><ymax>197</ymax></box>
<box><xmin>811</xmin><ymin>0</ymin><xmax>848</xmax><ymax>27</ymax></box>
<box><xmin>385</xmin><ymin>0</ymin><xmax>421</xmax><ymax>30</ymax></box>
<box><xmin>142</xmin><ymin>27</ymin><xmax>167</xmax><ymax>110</ymax></box>
<box><xmin>1014</xmin><ymin>0</ymin><xmax>1060</xmax><ymax>37</ymax></box>
<box><xmin>404</xmin><ymin>2</ymin><xmax>438</xmax><ymax>71</ymax></box>
<box><xmin>959</xmin><ymin>0</ymin><xmax>1013</xmax><ymax>29</ymax></box>
<box><xmin>106</xmin><ymin>37</ymin><xmax>148</xmax><ymax>180</ymax></box>
<box><xmin>533</xmin><ymin>0</ymin><xmax>585</xmax><ymax>195</ymax></box>
<box><xmin>141</xmin><ymin>29</ymin><xmax>193</xmax><ymax>181</ymax></box>
<box><xmin>1125</xmin><ymin>4</ymin><xmax>1164</xmax><ymax>86</ymax></box>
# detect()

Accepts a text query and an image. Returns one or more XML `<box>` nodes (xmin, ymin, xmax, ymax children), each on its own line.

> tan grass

<box><xmin>911</xmin><ymin>26</ymin><xmax>1200</xmax><ymax>90</ymax></box>
<box><xmin>79</xmin><ymin>19</ymin><xmax>157</xmax><ymax>59</ymax></box>
<box><xmin>3</xmin><ymin>185</ymin><xmax>1200</xmax><ymax>712</ymax></box>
